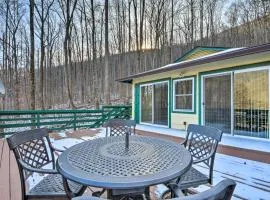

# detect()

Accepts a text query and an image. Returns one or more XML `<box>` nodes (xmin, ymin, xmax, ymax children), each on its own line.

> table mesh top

<box><xmin>65</xmin><ymin>136</ymin><xmax>189</xmax><ymax>177</ymax></box>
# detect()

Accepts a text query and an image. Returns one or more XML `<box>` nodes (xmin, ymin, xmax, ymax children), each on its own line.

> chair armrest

<box><xmin>18</xmin><ymin>159</ymin><xmax>58</xmax><ymax>174</ymax></box>
<box><xmin>50</xmin><ymin>145</ymin><xmax>65</xmax><ymax>153</ymax></box>
<box><xmin>180</xmin><ymin>138</ymin><xmax>188</xmax><ymax>146</ymax></box>
<box><xmin>193</xmin><ymin>152</ymin><xmax>214</xmax><ymax>164</ymax></box>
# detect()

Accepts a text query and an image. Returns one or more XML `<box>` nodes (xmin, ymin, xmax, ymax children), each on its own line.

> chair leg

<box><xmin>182</xmin><ymin>189</ymin><xmax>188</xmax><ymax>196</ymax></box>
<box><xmin>92</xmin><ymin>188</ymin><xmax>106</xmax><ymax>197</ymax></box>
<box><xmin>62</xmin><ymin>177</ymin><xmax>87</xmax><ymax>199</ymax></box>
<box><xmin>76</xmin><ymin>185</ymin><xmax>87</xmax><ymax>196</ymax></box>
<box><xmin>170</xmin><ymin>190</ymin><xmax>175</xmax><ymax>198</ymax></box>
<box><xmin>62</xmin><ymin>177</ymin><xmax>75</xmax><ymax>199</ymax></box>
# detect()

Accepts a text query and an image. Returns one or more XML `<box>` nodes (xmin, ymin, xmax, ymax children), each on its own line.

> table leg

<box><xmin>107</xmin><ymin>189</ymin><xmax>113</xmax><ymax>199</ymax></box>
<box><xmin>108</xmin><ymin>189</ymin><xmax>147</xmax><ymax>200</ymax></box>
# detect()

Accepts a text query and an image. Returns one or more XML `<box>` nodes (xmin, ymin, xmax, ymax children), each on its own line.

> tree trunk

<box><xmin>29</xmin><ymin>0</ymin><xmax>35</xmax><ymax>110</ymax></box>
<box><xmin>40</xmin><ymin>22</ymin><xmax>45</xmax><ymax>109</ymax></box>
<box><xmin>199</xmin><ymin>0</ymin><xmax>204</xmax><ymax>44</ymax></box>
<box><xmin>104</xmin><ymin>0</ymin><xmax>110</xmax><ymax>105</ymax></box>
<box><xmin>170</xmin><ymin>0</ymin><xmax>174</xmax><ymax>62</ymax></box>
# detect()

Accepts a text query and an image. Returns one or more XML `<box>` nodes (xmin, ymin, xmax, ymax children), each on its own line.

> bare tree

<box><xmin>58</xmin><ymin>0</ymin><xmax>78</xmax><ymax>108</ymax></box>
<box><xmin>35</xmin><ymin>0</ymin><xmax>54</xmax><ymax>109</ymax></box>
<box><xmin>104</xmin><ymin>0</ymin><xmax>110</xmax><ymax>104</ymax></box>
<box><xmin>0</xmin><ymin>0</ymin><xmax>269</xmax><ymax>110</ymax></box>
<box><xmin>30</xmin><ymin>0</ymin><xmax>35</xmax><ymax>110</ymax></box>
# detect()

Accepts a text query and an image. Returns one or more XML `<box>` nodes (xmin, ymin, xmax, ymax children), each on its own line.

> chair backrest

<box><xmin>103</xmin><ymin>119</ymin><xmax>136</xmax><ymax>137</ymax></box>
<box><xmin>183</xmin><ymin>124</ymin><xmax>223</xmax><ymax>184</ymax></box>
<box><xmin>72</xmin><ymin>179</ymin><xmax>236</xmax><ymax>200</ymax></box>
<box><xmin>7</xmin><ymin>128</ymin><xmax>55</xmax><ymax>177</ymax></box>
<box><xmin>184</xmin><ymin>124</ymin><xmax>222</xmax><ymax>164</ymax></box>
<box><xmin>175</xmin><ymin>179</ymin><xmax>236</xmax><ymax>200</ymax></box>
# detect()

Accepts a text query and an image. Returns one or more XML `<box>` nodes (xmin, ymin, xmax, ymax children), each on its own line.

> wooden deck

<box><xmin>1</xmin><ymin>128</ymin><xmax>269</xmax><ymax>200</ymax></box>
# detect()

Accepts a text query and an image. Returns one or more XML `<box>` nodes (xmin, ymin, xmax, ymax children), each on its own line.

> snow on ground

<box><xmin>80</xmin><ymin>128</ymin><xmax>106</xmax><ymax>141</ymax></box>
<box><xmin>26</xmin><ymin>128</ymin><xmax>270</xmax><ymax>199</ymax></box>
<box><xmin>154</xmin><ymin>154</ymin><xmax>270</xmax><ymax>200</ymax></box>
<box><xmin>192</xmin><ymin>154</ymin><xmax>270</xmax><ymax>200</ymax></box>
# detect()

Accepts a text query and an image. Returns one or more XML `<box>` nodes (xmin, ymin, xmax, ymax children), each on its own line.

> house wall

<box><xmin>132</xmin><ymin>51</ymin><xmax>270</xmax><ymax>131</ymax></box>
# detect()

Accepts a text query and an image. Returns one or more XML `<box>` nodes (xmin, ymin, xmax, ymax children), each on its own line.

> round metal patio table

<box><xmin>56</xmin><ymin>135</ymin><xmax>192</xmax><ymax>198</ymax></box>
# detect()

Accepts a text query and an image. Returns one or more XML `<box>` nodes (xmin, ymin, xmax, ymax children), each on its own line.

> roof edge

<box><xmin>116</xmin><ymin>43</ymin><xmax>270</xmax><ymax>84</ymax></box>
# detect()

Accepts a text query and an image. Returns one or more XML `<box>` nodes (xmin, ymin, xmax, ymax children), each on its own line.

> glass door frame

<box><xmin>201</xmin><ymin>66</ymin><xmax>270</xmax><ymax>139</ymax></box>
<box><xmin>139</xmin><ymin>80</ymin><xmax>169</xmax><ymax>127</ymax></box>
<box><xmin>201</xmin><ymin>72</ymin><xmax>233</xmax><ymax>135</ymax></box>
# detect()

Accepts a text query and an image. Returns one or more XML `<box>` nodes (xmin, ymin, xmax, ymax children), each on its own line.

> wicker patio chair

<box><xmin>6</xmin><ymin>128</ymin><xmax>87</xmax><ymax>200</ymax></box>
<box><xmin>103</xmin><ymin>119</ymin><xmax>136</xmax><ymax>137</ymax></box>
<box><xmin>72</xmin><ymin>179</ymin><xmax>236</xmax><ymax>200</ymax></box>
<box><xmin>163</xmin><ymin>124</ymin><xmax>223</xmax><ymax>198</ymax></box>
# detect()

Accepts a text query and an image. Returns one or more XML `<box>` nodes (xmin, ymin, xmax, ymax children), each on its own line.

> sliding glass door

<box><xmin>141</xmin><ymin>85</ymin><xmax>153</xmax><ymax>124</ymax></box>
<box><xmin>140</xmin><ymin>81</ymin><xmax>168</xmax><ymax>126</ymax></box>
<box><xmin>203</xmin><ymin>74</ymin><xmax>232</xmax><ymax>133</ymax></box>
<box><xmin>202</xmin><ymin>68</ymin><xmax>269</xmax><ymax>139</ymax></box>
<box><xmin>234</xmin><ymin>70</ymin><xmax>269</xmax><ymax>138</ymax></box>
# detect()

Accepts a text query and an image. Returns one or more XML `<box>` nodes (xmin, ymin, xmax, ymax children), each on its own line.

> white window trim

<box><xmin>173</xmin><ymin>77</ymin><xmax>195</xmax><ymax>112</ymax></box>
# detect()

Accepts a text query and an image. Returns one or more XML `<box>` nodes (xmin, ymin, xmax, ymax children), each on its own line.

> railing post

<box><xmin>101</xmin><ymin>107</ymin><xmax>105</xmax><ymax>126</ymax></box>
<box><xmin>37</xmin><ymin>113</ymin><xmax>40</xmax><ymax>128</ymax></box>
<box><xmin>73</xmin><ymin>113</ymin><xmax>77</xmax><ymax>130</ymax></box>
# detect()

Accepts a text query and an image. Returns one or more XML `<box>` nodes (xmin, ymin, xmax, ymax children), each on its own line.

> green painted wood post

<box><xmin>73</xmin><ymin>113</ymin><xmax>77</xmax><ymax>130</ymax></box>
<box><xmin>101</xmin><ymin>107</ymin><xmax>106</xmax><ymax>125</ymax></box>
<box><xmin>37</xmin><ymin>113</ymin><xmax>40</xmax><ymax>128</ymax></box>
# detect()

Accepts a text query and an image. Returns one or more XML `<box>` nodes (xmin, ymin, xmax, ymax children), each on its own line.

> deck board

<box><xmin>0</xmin><ymin>139</ymin><xmax>21</xmax><ymax>200</ymax></box>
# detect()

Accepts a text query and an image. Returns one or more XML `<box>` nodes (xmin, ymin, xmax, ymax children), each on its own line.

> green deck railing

<box><xmin>0</xmin><ymin>105</ymin><xmax>131</xmax><ymax>137</ymax></box>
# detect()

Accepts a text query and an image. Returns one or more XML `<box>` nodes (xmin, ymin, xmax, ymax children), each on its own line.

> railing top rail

<box><xmin>102</xmin><ymin>105</ymin><xmax>131</xmax><ymax>108</ymax></box>
<box><xmin>0</xmin><ymin>109</ymin><xmax>104</xmax><ymax>115</ymax></box>
<box><xmin>0</xmin><ymin>105</ymin><xmax>132</xmax><ymax>115</ymax></box>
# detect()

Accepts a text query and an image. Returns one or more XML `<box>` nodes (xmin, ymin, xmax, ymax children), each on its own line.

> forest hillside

<box><xmin>0</xmin><ymin>0</ymin><xmax>269</xmax><ymax>110</ymax></box>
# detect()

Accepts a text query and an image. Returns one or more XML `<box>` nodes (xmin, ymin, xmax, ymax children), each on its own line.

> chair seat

<box><xmin>175</xmin><ymin>167</ymin><xmax>209</xmax><ymax>190</ymax></box>
<box><xmin>28</xmin><ymin>174</ymin><xmax>83</xmax><ymax>197</ymax></box>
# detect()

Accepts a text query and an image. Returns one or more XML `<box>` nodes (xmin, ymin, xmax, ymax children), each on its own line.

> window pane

<box><xmin>141</xmin><ymin>85</ymin><xmax>153</xmax><ymax>123</ymax></box>
<box><xmin>234</xmin><ymin>70</ymin><xmax>269</xmax><ymax>138</ymax></box>
<box><xmin>175</xmin><ymin>80</ymin><xmax>193</xmax><ymax>95</ymax></box>
<box><xmin>154</xmin><ymin>82</ymin><xmax>168</xmax><ymax>125</ymax></box>
<box><xmin>175</xmin><ymin>96</ymin><xmax>192</xmax><ymax>110</ymax></box>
